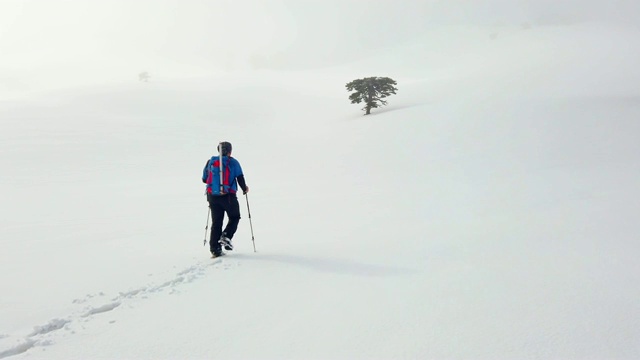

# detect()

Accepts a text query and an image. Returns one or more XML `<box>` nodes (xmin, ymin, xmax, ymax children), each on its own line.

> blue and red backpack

<box><xmin>203</xmin><ymin>156</ymin><xmax>242</xmax><ymax>195</ymax></box>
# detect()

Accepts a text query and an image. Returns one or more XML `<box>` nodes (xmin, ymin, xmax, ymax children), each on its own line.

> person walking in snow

<box><xmin>202</xmin><ymin>141</ymin><xmax>249</xmax><ymax>257</ymax></box>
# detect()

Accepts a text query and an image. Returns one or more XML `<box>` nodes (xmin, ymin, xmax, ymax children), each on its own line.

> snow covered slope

<box><xmin>1</xmin><ymin>20</ymin><xmax>639</xmax><ymax>359</ymax></box>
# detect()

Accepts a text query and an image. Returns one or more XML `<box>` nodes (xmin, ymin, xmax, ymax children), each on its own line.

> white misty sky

<box><xmin>0</xmin><ymin>0</ymin><xmax>638</xmax><ymax>91</ymax></box>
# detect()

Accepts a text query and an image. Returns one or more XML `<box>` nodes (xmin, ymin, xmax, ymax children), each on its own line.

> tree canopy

<box><xmin>346</xmin><ymin>77</ymin><xmax>398</xmax><ymax>115</ymax></box>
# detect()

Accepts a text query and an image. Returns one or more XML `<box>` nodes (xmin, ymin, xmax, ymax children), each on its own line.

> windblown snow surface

<box><xmin>1</xmin><ymin>2</ymin><xmax>640</xmax><ymax>359</ymax></box>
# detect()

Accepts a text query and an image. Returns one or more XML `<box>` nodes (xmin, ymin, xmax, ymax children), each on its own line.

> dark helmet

<box><xmin>218</xmin><ymin>141</ymin><xmax>232</xmax><ymax>156</ymax></box>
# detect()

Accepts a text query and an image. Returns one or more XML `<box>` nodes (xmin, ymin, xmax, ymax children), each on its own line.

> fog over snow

<box><xmin>1</xmin><ymin>0</ymin><xmax>639</xmax><ymax>92</ymax></box>
<box><xmin>1</xmin><ymin>1</ymin><xmax>639</xmax><ymax>359</ymax></box>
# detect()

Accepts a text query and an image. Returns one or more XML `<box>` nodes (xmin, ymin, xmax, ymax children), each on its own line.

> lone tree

<box><xmin>346</xmin><ymin>76</ymin><xmax>398</xmax><ymax>115</ymax></box>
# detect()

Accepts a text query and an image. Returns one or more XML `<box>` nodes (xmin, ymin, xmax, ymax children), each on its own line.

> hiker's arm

<box><xmin>237</xmin><ymin>175</ymin><xmax>248</xmax><ymax>194</ymax></box>
<box><xmin>202</xmin><ymin>160</ymin><xmax>210</xmax><ymax>183</ymax></box>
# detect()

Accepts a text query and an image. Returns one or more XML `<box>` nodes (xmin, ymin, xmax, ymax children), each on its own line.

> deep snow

<box><xmin>1</xmin><ymin>2</ymin><xmax>640</xmax><ymax>359</ymax></box>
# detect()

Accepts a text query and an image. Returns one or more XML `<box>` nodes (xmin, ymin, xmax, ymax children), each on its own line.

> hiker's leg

<box><xmin>222</xmin><ymin>194</ymin><xmax>241</xmax><ymax>239</ymax></box>
<box><xmin>208</xmin><ymin>195</ymin><xmax>225</xmax><ymax>253</ymax></box>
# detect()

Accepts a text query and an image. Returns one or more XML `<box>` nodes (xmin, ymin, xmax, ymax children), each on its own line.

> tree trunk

<box><xmin>366</xmin><ymin>84</ymin><xmax>374</xmax><ymax>115</ymax></box>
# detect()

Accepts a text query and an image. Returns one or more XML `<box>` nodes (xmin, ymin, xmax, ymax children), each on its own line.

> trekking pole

<box><xmin>245</xmin><ymin>193</ymin><xmax>256</xmax><ymax>252</ymax></box>
<box><xmin>203</xmin><ymin>207</ymin><xmax>210</xmax><ymax>246</ymax></box>
<box><xmin>218</xmin><ymin>141</ymin><xmax>224</xmax><ymax>194</ymax></box>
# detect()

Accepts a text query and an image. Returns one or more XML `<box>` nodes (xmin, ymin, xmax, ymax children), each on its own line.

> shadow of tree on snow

<box><xmin>345</xmin><ymin>102</ymin><xmax>428</xmax><ymax>121</ymax></box>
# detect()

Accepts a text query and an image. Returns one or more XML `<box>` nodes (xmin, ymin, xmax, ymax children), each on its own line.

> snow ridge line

<box><xmin>0</xmin><ymin>258</ymin><xmax>226</xmax><ymax>359</ymax></box>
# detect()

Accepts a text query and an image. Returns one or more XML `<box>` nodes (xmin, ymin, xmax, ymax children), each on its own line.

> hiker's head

<box><xmin>218</xmin><ymin>141</ymin><xmax>232</xmax><ymax>156</ymax></box>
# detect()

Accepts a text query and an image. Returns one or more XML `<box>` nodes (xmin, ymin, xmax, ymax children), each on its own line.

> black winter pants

<box><xmin>207</xmin><ymin>193</ymin><xmax>241</xmax><ymax>253</ymax></box>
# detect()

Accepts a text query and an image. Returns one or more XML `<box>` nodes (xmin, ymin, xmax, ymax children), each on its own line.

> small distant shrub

<box><xmin>139</xmin><ymin>72</ymin><xmax>150</xmax><ymax>82</ymax></box>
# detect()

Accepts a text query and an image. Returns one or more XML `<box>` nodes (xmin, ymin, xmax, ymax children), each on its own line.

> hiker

<box><xmin>202</xmin><ymin>141</ymin><xmax>249</xmax><ymax>257</ymax></box>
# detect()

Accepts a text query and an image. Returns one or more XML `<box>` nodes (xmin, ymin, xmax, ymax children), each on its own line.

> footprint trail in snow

<box><xmin>0</xmin><ymin>257</ymin><xmax>236</xmax><ymax>359</ymax></box>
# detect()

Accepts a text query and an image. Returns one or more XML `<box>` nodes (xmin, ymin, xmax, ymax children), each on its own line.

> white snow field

<box><xmin>1</xmin><ymin>1</ymin><xmax>640</xmax><ymax>359</ymax></box>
